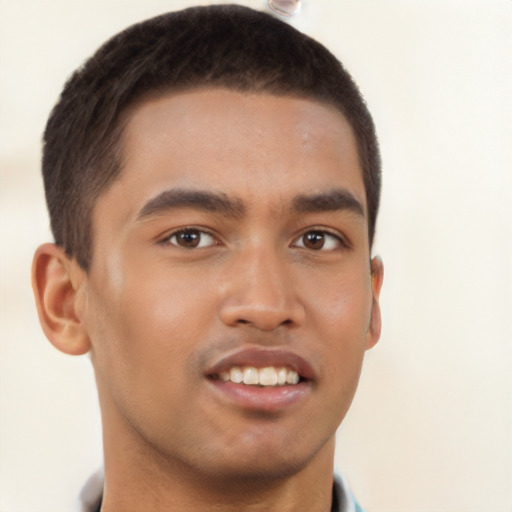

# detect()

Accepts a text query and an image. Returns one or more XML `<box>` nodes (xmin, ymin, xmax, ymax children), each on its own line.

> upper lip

<box><xmin>204</xmin><ymin>347</ymin><xmax>315</xmax><ymax>381</ymax></box>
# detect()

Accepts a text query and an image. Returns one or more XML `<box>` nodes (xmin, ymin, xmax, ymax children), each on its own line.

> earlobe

<box><xmin>31</xmin><ymin>243</ymin><xmax>91</xmax><ymax>355</ymax></box>
<box><xmin>365</xmin><ymin>255</ymin><xmax>384</xmax><ymax>350</ymax></box>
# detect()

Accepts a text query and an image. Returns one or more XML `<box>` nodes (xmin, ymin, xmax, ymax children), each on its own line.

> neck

<box><xmin>99</xmin><ymin>410</ymin><xmax>337</xmax><ymax>512</ymax></box>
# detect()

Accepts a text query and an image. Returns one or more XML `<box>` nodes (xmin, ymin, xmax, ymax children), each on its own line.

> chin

<box><xmin>191</xmin><ymin>433</ymin><xmax>333</xmax><ymax>488</ymax></box>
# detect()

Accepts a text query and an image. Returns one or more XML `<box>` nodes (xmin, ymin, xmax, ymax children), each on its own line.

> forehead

<box><xmin>99</xmin><ymin>89</ymin><xmax>366</xmax><ymax>223</ymax></box>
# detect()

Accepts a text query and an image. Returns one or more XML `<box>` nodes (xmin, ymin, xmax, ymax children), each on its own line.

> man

<box><xmin>31</xmin><ymin>4</ymin><xmax>383</xmax><ymax>511</ymax></box>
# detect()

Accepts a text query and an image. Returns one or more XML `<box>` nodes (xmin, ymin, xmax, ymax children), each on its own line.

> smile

<box><xmin>216</xmin><ymin>366</ymin><xmax>300</xmax><ymax>387</ymax></box>
<box><xmin>204</xmin><ymin>347</ymin><xmax>313</xmax><ymax>412</ymax></box>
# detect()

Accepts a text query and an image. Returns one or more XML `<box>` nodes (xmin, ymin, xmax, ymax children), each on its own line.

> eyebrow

<box><xmin>292</xmin><ymin>189</ymin><xmax>365</xmax><ymax>217</ymax></box>
<box><xmin>136</xmin><ymin>187</ymin><xmax>364</xmax><ymax>222</ymax></box>
<box><xmin>136</xmin><ymin>188</ymin><xmax>246</xmax><ymax>220</ymax></box>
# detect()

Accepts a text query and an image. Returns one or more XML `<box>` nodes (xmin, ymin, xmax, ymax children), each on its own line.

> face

<box><xmin>80</xmin><ymin>89</ymin><xmax>382</xmax><ymax>481</ymax></box>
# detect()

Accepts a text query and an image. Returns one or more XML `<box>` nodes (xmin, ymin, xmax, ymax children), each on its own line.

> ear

<box><xmin>31</xmin><ymin>243</ymin><xmax>91</xmax><ymax>355</ymax></box>
<box><xmin>365</xmin><ymin>255</ymin><xmax>384</xmax><ymax>350</ymax></box>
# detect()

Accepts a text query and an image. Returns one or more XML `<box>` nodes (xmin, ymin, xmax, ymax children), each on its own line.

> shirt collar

<box><xmin>332</xmin><ymin>473</ymin><xmax>357</xmax><ymax>512</ymax></box>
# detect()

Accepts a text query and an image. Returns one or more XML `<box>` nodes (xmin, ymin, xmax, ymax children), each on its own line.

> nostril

<box><xmin>233</xmin><ymin>315</ymin><xmax>293</xmax><ymax>330</ymax></box>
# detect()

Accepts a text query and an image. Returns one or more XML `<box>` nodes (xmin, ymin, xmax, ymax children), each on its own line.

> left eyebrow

<box><xmin>291</xmin><ymin>189</ymin><xmax>365</xmax><ymax>217</ymax></box>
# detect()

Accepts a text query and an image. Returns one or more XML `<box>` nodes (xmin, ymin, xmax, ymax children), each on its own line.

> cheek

<box><xmin>85</xmin><ymin>264</ymin><xmax>217</xmax><ymax>403</ymax></box>
<box><xmin>305</xmin><ymin>267</ymin><xmax>372</xmax><ymax>382</ymax></box>
<box><xmin>308</xmin><ymin>264</ymin><xmax>372</xmax><ymax>334</ymax></box>
<box><xmin>85</xmin><ymin>274</ymin><xmax>216</xmax><ymax>446</ymax></box>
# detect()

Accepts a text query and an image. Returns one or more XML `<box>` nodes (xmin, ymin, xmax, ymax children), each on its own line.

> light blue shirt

<box><xmin>332</xmin><ymin>473</ymin><xmax>367</xmax><ymax>512</ymax></box>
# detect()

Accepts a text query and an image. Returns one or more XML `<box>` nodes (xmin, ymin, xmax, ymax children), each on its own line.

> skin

<box><xmin>32</xmin><ymin>89</ymin><xmax>383</xmax><ymax>511</ymax></box>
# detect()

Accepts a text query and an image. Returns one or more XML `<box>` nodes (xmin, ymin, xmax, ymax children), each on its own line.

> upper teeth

<box><xmin>219</xmin><ymin>366</ymin><xmax>300</xmax><ymax>386</ymax></box>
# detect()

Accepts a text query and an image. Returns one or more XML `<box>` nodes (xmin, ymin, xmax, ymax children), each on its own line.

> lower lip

<box><xmin>207</xmin><ymin>379</ymin><xmax>310</xmax><ymax>412</ymax></box>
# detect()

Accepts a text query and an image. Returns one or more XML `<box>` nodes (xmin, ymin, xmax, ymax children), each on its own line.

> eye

<box><xmin>293</xmin><ymin>230</ymin><xmax>344</xmax><ymax>251</ymax></box>
<box><xmin>165</xmin><ymin>228</ymin><xmax>217</xmax><ymax>249</ymax></box>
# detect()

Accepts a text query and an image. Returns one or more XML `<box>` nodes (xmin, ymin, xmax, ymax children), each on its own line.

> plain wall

<box><xmin>1</xmin><ymin>1</ymin><xmax>511</xmax><ymax>510</ymax></box>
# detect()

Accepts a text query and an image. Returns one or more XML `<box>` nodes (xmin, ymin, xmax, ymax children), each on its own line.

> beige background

<box><xmin>1</xmin><ymin>1</ymin><xmax>511</xmax><ymax>511</ymax></box>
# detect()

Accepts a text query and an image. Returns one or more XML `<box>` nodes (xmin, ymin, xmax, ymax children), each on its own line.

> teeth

<box><xmin>286</xmin><ymin>369</ymin><xmax>300</xmax><ymax>385</ymax></box>
<box><xmin>243</xmin><ymin>367</ymin><xmax>259</xmax><ymax>385</ymax></box>
<box><xmin>218</xmin><ymin>366</ymin><xmax>300</xmax><ymax>386</ymax></box>
<box><xmin>259</xmin><ymin>367</ymin><xmax>278</xmax><ymax>386</ymax></box>
<box><xmin>230</xmin><ymin>367</ymin><xmax>243</xmax><ymax>384</ymax></box>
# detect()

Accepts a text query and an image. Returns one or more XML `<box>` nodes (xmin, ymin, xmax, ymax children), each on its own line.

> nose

<box><xmin>219</xmin><ymin>247</ymin><xmax>305</xmax><ymax>332</ymax></box>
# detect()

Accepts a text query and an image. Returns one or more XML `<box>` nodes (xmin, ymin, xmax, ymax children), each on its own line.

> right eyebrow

<box><xmin>136</xmin><ymin>188</ymin><xmax>246</xmax><ymax>221</ymax></box>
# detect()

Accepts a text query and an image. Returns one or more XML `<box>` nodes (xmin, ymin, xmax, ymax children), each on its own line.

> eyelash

<box><xmin>160</xmin><ymin>227</ymin><xmax>348</xmax><ymax>252</ymax></box>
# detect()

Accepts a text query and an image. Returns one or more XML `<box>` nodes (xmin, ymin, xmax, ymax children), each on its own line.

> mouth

<box><xmin>204</xmin><ymin>348</ymin><xmax>314</xmax><ymax>412</ymax></box>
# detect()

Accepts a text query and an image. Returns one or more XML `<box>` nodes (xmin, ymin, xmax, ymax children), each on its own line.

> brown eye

<box><xmin>294</xmin><ymin>230</ymin><xmax>343</xmax><ymax>251</ymax></box>
<box><xmin>303</xmin><ymin>231</ymin><xmax>326</xmax><ymax>250</ymax></box>
<box><xmin>168</xmin><ymin>229</ymin><xmax>216</xmax><ymax>249</ymax></box>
